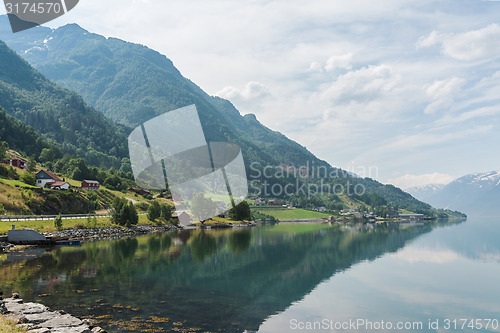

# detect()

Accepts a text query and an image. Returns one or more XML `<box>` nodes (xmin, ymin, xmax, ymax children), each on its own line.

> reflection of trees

<box><xmin>113</xmin><ymin>238</ymin><xmax>139</xmax><ymax>261</ymax></box>
<box><xmin>0</xmin><ymin>219</ymin><xmax>466</xmax><ymax>333</ymax></box>
<box><xmin>189</xmin><ymin>232</ymin><xmax>218</xmax><ymax>262</ymax></box>
<box><xmin>229</xmin><ymin>230</ymin><xmax>252</xmax><ymax>254</ymax></box>
<box><xmin>148</xmin><ymin>236</ymin><xmax>161</xmax><ymax>255</ymax></box>
<box><xmin>177</xmin><ymin>230</ymin><xmax>191</xmax><ymax>244</ymax></box>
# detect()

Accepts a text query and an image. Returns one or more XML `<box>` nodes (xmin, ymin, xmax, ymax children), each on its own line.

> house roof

<box><xmin>83</xmin><ymin>180</ymin><xmax>100</xmax><ymax>184</ymax></box>
<box><xmin>49</xmin><ymin>181</ymin><xmax>69</xmax><ymax>187</ymax></box>
<box><xmin>172</xmin><ymin>211</ymin><xmax>189</xmax><ymax>218</ymax></box>
<box><xmin>37</xmin><ymin>170</ymin><xmax>62</xmax><ymax>181</ymax></box>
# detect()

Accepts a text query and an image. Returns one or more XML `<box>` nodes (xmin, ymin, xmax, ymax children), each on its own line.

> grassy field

<box><xmin>252</xmin><ymin>207</ymin><xmax>331</xmax><ymax>220</ymax></box>
<box><xmin>0</xmin><ymin>315</ymin><xmax>26</xmax><ymax>332</ymax></box>
<box><xmin>0</xmin><ymin>214</ymin><xmax>156</xmax><ymax>234</ymax></box>
<box><xmin>0</xmin><ymin>178</ymin><xmax>37</xmax><ymax>189</ymax></box>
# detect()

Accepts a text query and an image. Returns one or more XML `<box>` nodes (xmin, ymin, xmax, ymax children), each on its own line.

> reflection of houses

<box><xmin>0</xmin><ymin>158</ymin><xmax>27</xmax><ymax>169</ymax></box>
<box><xmin>399</xmin><ymin>214</ymin><xmax>425</xmax><ymax>221</ymax></box>
<box><xmin>172</xmin><ymin>211</ymin><xmax>191</xmax><ymax>226</ymax></box>
<box><xmin>82</xmin><ymin>180</ymin><xmax>100</xmax><ymax>190</ymax></box>
<box><xmin>36</xmin><ymin>170</ymin><xmax>69</xmax><ymax>189</ymax></box>
<box><xmin>35</xmin><ymin>273</ymin><xmax>67</xmax><ymax>294</ymax></box>
<box><xmin>79</xmin><ymin>267</ymin><xmax>98</xmax><ymax>278</ymax></box>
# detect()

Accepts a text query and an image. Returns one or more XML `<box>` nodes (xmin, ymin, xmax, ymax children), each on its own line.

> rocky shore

<box><xmin>0</xmin><ymin>241</ymin><xmax>15</xmax><ymax>252</ymax></box>
<box><xmin>43</xmin><ymin>224</ymin><xmax>181</xmax><ymax>242</ymax></box>
<box><xmin>1</xmin><ymin>221</ymin><xmax>256</xmax><ymax>251</ymax></box>
<box><xmin>1</xmin><ymin>293</ymin><xmax>106</xmax><ymax>332</ymax></box>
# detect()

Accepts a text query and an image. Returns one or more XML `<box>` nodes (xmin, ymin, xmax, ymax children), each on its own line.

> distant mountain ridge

<box><xmin>406</xmin><ymin>170</ymin><xmax>500</xmax><ymax>216</ymax></box>
<box><xmin>0</xmin><ymin>16</ymin><xmax>326</xmax><ymax>170</ymax></box>
<box><xmin>0</xmin><ymin>16</ymin><xmax>456</xmax><ymax>215</ymax></box>
<box><xmin>405</xmin><ymin>184</ymin><xmax>445</xmax><ymax>201</ymax></box>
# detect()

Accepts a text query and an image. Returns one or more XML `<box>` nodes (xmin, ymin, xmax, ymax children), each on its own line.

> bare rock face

<box><xmin>1</xmin><ymin>295</ymin><xmax>107</xmax><ymax>333</ymax></box>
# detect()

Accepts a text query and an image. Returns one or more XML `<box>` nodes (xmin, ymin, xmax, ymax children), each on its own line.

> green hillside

<box><xmin>0</xmin><ymin>19</ymin><xmax>329</xmax><ymax>169</ymax></box>
<box><xmin>0</xmin><ymin>40</ymin><xmax>127</xmax><ymax>170</ymax></box>
<box><xmin>0</xmin><ymin>18</ymin><xmax>465</xmax><ymax>218</ymax></box>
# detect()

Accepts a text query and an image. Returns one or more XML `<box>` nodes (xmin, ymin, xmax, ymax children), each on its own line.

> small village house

<box><xmin>172</xmin><ymin>211</ymin><xmax>191</xmax><ymax>226</ymax></box>
<box><xmin>81</xmin><ymin>180</ymin><xmax>100</xmax><ymax>190</ymax></box>
<box><xmin>128</xmin><ymin>187</ymin><xmax>150</xmax><ymax>196</ymax></box>
<box><xmin>36</xmin><ymin>170</ymin><xmax>62</xmax><ymax>188</ymax></box>
<box><xmin>1</xmin><ymin>158</ymin><xmax>27</xmax><ymax>169</ymax></box>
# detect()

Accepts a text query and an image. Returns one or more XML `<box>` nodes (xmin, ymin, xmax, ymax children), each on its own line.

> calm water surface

<box><xmin>1</xmin><ymin>218</ymin><xmax>499</xmax><ymax>332</ymax></box>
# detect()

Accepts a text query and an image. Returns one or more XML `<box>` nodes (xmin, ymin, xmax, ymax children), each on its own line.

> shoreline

<box><xmin>1</xmin><ymin>221</ymin><xmax>257</xmax><ymax>252</ymax></box>
<box><xmin>1</xmin><ymin>293</ymin><xmax>106</xmax><ymax>332</ymax></box>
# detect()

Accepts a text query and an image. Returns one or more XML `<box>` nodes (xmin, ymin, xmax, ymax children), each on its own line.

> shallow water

<box><xmin>1</xmin><ymin>218</ymin><xmax>499</xmax><ymax>332</ymax></box>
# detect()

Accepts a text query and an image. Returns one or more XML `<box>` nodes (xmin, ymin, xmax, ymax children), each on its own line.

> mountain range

<box><xmin>0</xmin><ymin>15</ymin><xmax>459</xmax><ymax>216</ymax></box>
<box><xmin>0</xmin><ymin>38</ymin><xmax>128</xmax><ymax>169</ymax></box>
<box><xmin>0</xmin><ymin>16</ymin><xmax>325</xmax><ymax>169</ymax></box>
<box><xmin>406</xmin><ymin>171</ymin><xmax>500</xmax><ymax>217</ymax></box>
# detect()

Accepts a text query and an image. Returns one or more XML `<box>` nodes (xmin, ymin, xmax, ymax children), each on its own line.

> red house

<box><xmin>81</xmin><ymin>180</ymin><xmax>100</xmax><ymax>190</ymax></box>
<box><xmin>1</xmin><ymin>159</ymin><xmax>27</xmax><ymax>169</ymax></box>
<box><xmin>128</xmin><ymin>187</ymin><xmax>151</xmax><ymax>196</ymax></box>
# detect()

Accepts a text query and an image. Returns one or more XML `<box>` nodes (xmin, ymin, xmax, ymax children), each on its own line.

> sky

<box><xmin>2</xmin><ymin>0</ymin><xmax>500</xmax><ymax>188</ymax></box>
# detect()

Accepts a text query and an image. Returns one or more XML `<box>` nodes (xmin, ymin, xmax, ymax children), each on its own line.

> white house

<box><xmin>36</xmin><ymin>170</ymin><xmax>62</xmax><ymax>188</ymax></box>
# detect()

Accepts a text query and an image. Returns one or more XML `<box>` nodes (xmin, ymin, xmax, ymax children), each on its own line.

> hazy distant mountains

<box><xmin>406</xmin><ymin>171</ymin><xmax>500</xmax><ymax>216</ymax></box>
<box><xmin>405</xmin><ymin>184</ymin><xmax>445</xmax><ymax>202</ymax></box>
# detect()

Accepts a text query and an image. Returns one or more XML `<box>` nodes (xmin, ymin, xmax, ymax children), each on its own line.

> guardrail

<box><xmin>0</xmin><ymin>212</ymin><xmax>147</xmax><ymax>222</ymax></box>
<box><xmin>0</xmin><ymin>213</ymin><xmax>110</xmax><ymax>222</ymax></box>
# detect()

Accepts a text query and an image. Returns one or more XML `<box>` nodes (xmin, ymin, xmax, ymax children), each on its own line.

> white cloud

<box><xmin>217</xmin><ymin>81</ymin><xmax>271</xmax><ymax>102</ymax></box>
<box><xmin>443</xmin><ymin>24</ymin><xmax>500</xmax><ymax>61</ymax></box>
<box><xmin>415</xmin><ymin>30</ymin><xmax>443</xmax><ymax>49</ymax></box>
<box><xmin>424</xmin><ymin>77</ymin><xmax>466</xmax><ymax>114</ymax></box>
<box><xmin>418</xmin><ymin>24</ymin><xmax>500</xmax><ymax>61</ymax></box>
<box><xmin>320</xmin><ymin>65</ymin><xmax>403</xmax><ymax>120</ymax></box>
<box><xmin>386</xmin><ymin>172</ymin><xmax>455</xmax><ymax>189</ymax></box>
<box><xmin>378</xmin><ymin>125</ymin><xmax>493</xmax><ymax>152</ymax></box>
<box><xmin>325</xmin><ymin>53</ymin><xmax>353</xmax><ymax>71</ymax></box>
<box><xmin>391</xmin><ymin>247</ymin><xmax>461</xmax><ymax>264</ymax></box>
<box><xmin>308</xmin><ymin>61</ymin><xmax>323</xmax><ymax>71</ymax></box>
<box><xmin>436</xmin><ymin>106</ymin><xmax>500</xmax><ymax>126</ymax></box>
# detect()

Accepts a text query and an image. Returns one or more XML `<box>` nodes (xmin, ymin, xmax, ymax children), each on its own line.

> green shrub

<box><xmin>20</xmin><ymin>173</ymin><xmax>36</xmax><ymax>186</ymax></box>
<box><xmin>135</xmin><ymin>202</ymin><xmax>149</xmax><ymax>211</ymax></box>
<box><xmin>147</xmin><ymin>200</ymin><xmax>161</xmax><ymax>221</ymax></box>
<box><xmin>54</xmin><ymin>214</ymin><xmax>63</xmax><ymax>230</ymax></box>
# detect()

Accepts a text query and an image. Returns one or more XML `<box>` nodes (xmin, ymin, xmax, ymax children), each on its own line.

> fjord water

<box><xmin>1</xmin><ymin>219</ymin><xmax>499</xmax><ymax>332</ymax></box>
